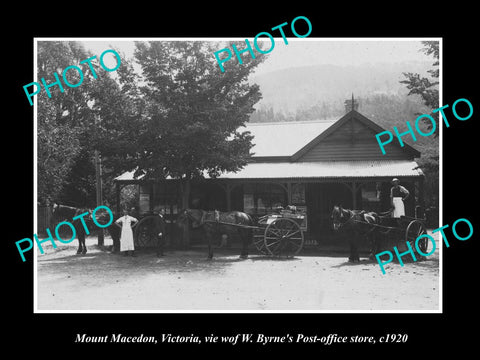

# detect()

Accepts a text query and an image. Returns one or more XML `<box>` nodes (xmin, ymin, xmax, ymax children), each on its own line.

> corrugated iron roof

<box><xmin>243</xmin><ymin>120</ymin><xmax>338</xmax><ymax>157</ymax></box>
<box><xmin>115</xmin><ymin>160</ymin><xmax>423</xmax><ymax>181</ymax></box>
<box><xmin>218</xmin><ymin>160</ymin><xmax>424</xmax><ymax>179</ymax></box>
<box><xmin>114</xmin><ymin>170</ymin><xmax>144</xmax><ymax>181</ymax></box>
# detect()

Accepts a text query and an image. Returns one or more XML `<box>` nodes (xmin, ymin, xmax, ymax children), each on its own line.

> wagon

<box><xmin>403</xmin><ymin>215</ymin><xmax>429</xmax><ymax>254</ymax></box>
<box><xmin>366</xmin><ymin>211</ymin><xmax>429</xmax><ymax>257</ymax></box>
<box><xmin>133</xmin><ymin>213</ymin><xmax>158</xmax><ymax>248</ymax></box>
<box><xmin>203</xmin><ymin>210</ymin><xmax>306</xmax><ymax>257</ymax></box>
<box><xmin>195</xmin><ymin>210</ymin><xmax>306</xmax><ymax>257</ymax></box>
<box><xmin>251</xmin><ymin>209</ymin><xmax>306</xmax><ymax>257</ymax></box>
<box><xmin>132</xmin><ymin>211</ymin><xmax>172</xmax><ymax>249</ymax></box>
<box><xmin>133</xmin><ymin>208</ymin><xmax>307</xmax><ymax>257</ymax></box>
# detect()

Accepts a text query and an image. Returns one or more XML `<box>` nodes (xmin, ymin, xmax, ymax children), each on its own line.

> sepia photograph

<box><xmin>33</xmin><ymin>38</ymin><xmax>441</xmax><ymax>312</ymax></box>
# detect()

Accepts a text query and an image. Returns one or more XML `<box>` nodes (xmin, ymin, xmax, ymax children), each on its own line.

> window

<box><xmin>243</xmin><ymin>183</ymin><xmax>287</xmax><ymax>215</ymax></box>
<box><xmin>139</xmin><ymin>184</ymin><xmax>151</xmax><ymax>215</ymax></box>
<box><xmin>153</xmin><ymin>181</ymin><xmax>180</xmax><ymax>215</ymax></box>
<box><xmin>291</xmin><ymin>183</ymin><xmax>306</xmax><ymax>205</ymax></box>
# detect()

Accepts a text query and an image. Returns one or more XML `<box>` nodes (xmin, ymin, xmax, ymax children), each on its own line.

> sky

<box><xmin>80</xmin><ymin>38</ymin><xmax>437</xmax><ymax>77</ymax></box>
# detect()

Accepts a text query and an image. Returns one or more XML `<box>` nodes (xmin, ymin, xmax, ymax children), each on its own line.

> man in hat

<box><xmin>390</xmin><ymin>178</ymin><xmax>409</xmax><ymax>221</ymax></box>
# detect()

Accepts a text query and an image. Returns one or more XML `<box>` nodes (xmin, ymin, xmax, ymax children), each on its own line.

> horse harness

<box><xmin>184</xmin><ymin>209</ymin><xmax>255</xmax><ymax>230</ymax></box>
<box><xmin>185</xmin><ymin>209</ymin><xmax>221</xmax><ymax>228</ymax></box>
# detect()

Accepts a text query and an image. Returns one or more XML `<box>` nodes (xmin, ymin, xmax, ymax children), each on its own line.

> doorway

<box><xmin>306</xmin><ymin>182</ymin><xmax>353</xmax><ymax>243</ymax></box>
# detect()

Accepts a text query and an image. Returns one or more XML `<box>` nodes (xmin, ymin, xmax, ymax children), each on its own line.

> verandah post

<box><xmin>180</xmin><ymin>176</ymin><xmax>191</xmax><ymax>249</ymax></box>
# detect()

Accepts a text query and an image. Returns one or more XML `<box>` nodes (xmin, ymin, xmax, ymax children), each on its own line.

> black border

<box><xmin>6</xmin><ymin>5</ymin><xmax>478</xmax><ymax>355</ymax></box>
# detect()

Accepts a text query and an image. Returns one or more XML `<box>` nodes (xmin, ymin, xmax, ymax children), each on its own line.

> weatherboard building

<box><xmin>114</xmin><ymin>109</ymin><xmax>424</xmax><ymax>248</ymax></box>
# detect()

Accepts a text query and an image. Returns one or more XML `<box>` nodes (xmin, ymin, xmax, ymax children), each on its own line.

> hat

<box><xmin>392</xmin><ymin>178</ymin><xmax>399</xmax><ymax>183</ymax></box>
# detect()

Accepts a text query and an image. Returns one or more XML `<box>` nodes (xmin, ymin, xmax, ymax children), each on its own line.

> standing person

<box><xmin>152</xmin><ymin>208</ymin><xmax>166</xmax><ymax>257</ymax></box>
<box><xmin>390</xmin><ymin>178</ymin><xmax>410</xmax><ymax>221</ymax></box>
<box><xmin>115</xmin><ymin>209</ymin><xmax>138</xmax><ymax>257</ymax></box>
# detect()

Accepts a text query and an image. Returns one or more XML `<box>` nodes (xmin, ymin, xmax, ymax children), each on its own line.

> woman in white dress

<box><xmin>115</xmin><ymin>209</ymin><xmax>138</xmax><ymax>256</ymax></box>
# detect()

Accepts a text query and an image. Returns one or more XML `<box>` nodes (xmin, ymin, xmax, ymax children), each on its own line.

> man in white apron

<box><xmin>390</xmin><ymin>178</ymin><xmax>410</xmax><ymax>219</ymax></box>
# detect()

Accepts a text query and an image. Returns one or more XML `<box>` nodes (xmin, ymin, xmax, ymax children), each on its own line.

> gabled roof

<box><xmin>291</xmin><ymin>110</ymin><xmax>420</xmax><ymax>160</ymax></box>
<box><xmin>244</xmin><ymin>110</ymin><xmax>420</xmax><ymax>161</ymax></box>
<box><xmin>243</xmin><ymin>119</ymin><xmax>339</xmax><ymax>157</ymax></box>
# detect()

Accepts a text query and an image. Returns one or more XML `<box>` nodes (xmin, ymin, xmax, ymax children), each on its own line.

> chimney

<box><xmin>344</xmin><ymin>93</ymin><xmax>359</xmax><ymax>113</ymax></box>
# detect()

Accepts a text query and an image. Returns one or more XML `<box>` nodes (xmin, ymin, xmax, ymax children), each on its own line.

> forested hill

<box><xmin>249</xmin><ymin>61</ymin><xmax>432</xmax><ymax>121</ymax></box>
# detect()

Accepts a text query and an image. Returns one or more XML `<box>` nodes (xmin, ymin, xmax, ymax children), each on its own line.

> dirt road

<box><xmin>36</xmin><ymin>233</ymin><xmax>440</xmax><ymax>312</ymax></box>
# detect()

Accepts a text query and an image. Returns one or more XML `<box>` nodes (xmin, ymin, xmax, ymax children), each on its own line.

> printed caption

<box><xmin>75</xmin><ymin>332</ymin><xmax>408</xmax><ymax>345</ymax></box>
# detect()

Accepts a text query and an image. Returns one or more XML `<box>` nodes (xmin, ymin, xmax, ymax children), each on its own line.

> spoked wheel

<box><xmin>134</xmin><ymin>216</ymin><xmax>157</xmax><ymax>248</ymax></box>
<box><xmin>253</xmin><ymin>227</ymin><xmax>268</xmax><ymax>254</ymax></box>
<box><xmin>264</xmin><ymin>218</ymin><xmax>304</xmax><ymax>257</ymax></box>
<box><xmin>405</xmin><ymin>219</ymin><xmax>428</xmax><ymax>257</ymax></box>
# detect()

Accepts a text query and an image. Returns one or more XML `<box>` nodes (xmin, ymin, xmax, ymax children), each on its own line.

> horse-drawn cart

<box><xmin>331</xmin><ymin>205</ymin><xmax>430</xmax><ymax>261</ymax></box>
<box><xmin>403</xmin><ymin>215</ymin><xmax>429</xmax><ymax>253</ymax></box>
<box><xmin>138</xmin><ymin>207</ymin><xmax>307</xmax><ymax>258</ymax></box>
<box><xmin>133</xmin><ymin>213</ymin><xmax>161</xmax><ymax>248</ymax></box>
<box><xmin>199</xmin><ymin>207</ymin><xmax>307</xmax><ymax>257</ymax></box>
<box><xmin>364</xmin><ymin>211</ymin><xmax>429</xmax><ymax>257</ymax></box>
<box><xmin>252</xmin><ymin>210</ymin><xmax>306</xmax><ymax>257</ymax></box>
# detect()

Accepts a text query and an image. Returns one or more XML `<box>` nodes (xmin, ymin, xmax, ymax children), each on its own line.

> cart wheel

<box><xmin>405</xmin><ymin>219</ymin><xmax>428</xmax><ymax>255</ymax></box>
<box><xmin>253</xmin><ymin>228</ymin><xmax>268</xmax><ymax>254</ymax></box>
<box><xmin>264</xmin><ymin>218</ymin><xmax>304</xmax><ymax>257</ymax></box>
<box><xmin>134</xmin><ymin>216</ymin><xmax>157</xmax><ymax>248</ymax></box>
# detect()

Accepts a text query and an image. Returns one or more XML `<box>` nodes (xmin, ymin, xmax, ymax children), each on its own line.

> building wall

<box><xmin>298</xmin><ymin>118</ymin><xmax>412</xmax><ymax>161</ymax></box>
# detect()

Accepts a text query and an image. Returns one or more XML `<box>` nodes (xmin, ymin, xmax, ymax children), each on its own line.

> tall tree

<box><xmin>37</xmin><ymin>41</ymin><xmax>93</xmax><ymax>205</ymax></box>
<box><xmin>87</xmin><ymin>58</ymin><xmax>145</xmax><ymax>208</ymax></box>
<box><xmin>400</xmin><ymin>41</ymin><xmax>440</xmax><ymax>207</ymax></box>
<box><xmin>133</xmin><ymin>41</ymin><xmax>264</xmax><ymax>245</ymax></box>
<box><xmin>37</xmin><ymin>42</ymin><xmax>138</xmax><ymax>208</ymax></box>
<box><xmin>400</xmin><ymin>41</ymin><xmax>439</xmax><ymax>133</ymax></box>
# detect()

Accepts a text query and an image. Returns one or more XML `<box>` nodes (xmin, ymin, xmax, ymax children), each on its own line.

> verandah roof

<box><xmin>114</xmin><ymin>160</ymin><xmax>423</xmax><ymax>182</ymax></box>
<box><xmin>215</xmin><ymin>160</ymin><xmax>423</xmax><ymax>180</ymax></box>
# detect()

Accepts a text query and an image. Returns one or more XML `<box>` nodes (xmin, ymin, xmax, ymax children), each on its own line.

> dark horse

<box><xmin>176</xmin><ymin>209</ymin><xmax>254</xmax><ymax>260</ymax></box>
<box><xmin>330</xmin><ymin>205</ymin><xmax>380</xmax><ymax>262</ymax></box>
<box><xmin>51</xmin><ymin>204</ymin><xmax>93</xmax><ymax>255</ymax></box>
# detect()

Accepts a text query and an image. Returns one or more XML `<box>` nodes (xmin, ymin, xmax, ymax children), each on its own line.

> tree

<box><xmin>37</xmin><ymin>41</ymin><xmax>140</xmax><ymax>208</ymax></box>
<box><xmin>133</xmin><ymin>41</ymin><xmax>264</xmax><ymax>246</ymax></box>
<box><xmin>400</xmin><ymin>41</ymin><xmax>439</xmax><ymax>133</ymax></box>
<box><xmin>400</xmin><ymin>41</ymin><xmax>440</xmax><ymax>207</ymax></box>
<box><xmin>37</xmin><ymin>41</ymin><xmax>94</xmax><ymax>205</ymax></box>
<box><xmin>86</xmin><ymin>57</ymin><xmax>145</xmax><ymax>209</ymax></box>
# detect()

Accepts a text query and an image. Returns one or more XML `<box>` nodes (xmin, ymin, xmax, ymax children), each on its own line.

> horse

<box><xmin>176</xmin><ymin>209</ymin><xmax>254</xmax><ymax>260</ymax></box>
<box><xmin>330</xmin><ymin>205</ymin><xmax>380</xmax><ymax>262</ymax></box>
<box><xmin>51</xmin><ymin>204</ymin><xmax>93</xmax><ymax>255</ymax></box>
<box><xmin>95</xmin><ymin>208</ymin><xmax>121</xmax><ymax>252</ymax></box>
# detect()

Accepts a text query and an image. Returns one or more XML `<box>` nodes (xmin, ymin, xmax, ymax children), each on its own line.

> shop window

<box><xmin>139</xmin><ymin>184</ymin><xmax>151</xmax><ymax>215</ymax></box>
<box><xmin>153</xmin><ymin>181</ymin><xmax>180</xmax><ymax>215</ymax></box>
<box><xmin>291</xmin><ymin>183</ymin><xmax>306</xmax><ymax>206</ymax></box>
<box><xmin>243</xmin><ymin>183</ymin><xmax>287</xmax><ymax>215</ymax></box>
